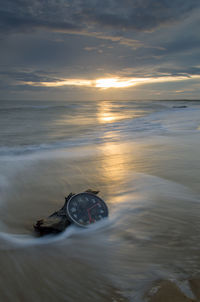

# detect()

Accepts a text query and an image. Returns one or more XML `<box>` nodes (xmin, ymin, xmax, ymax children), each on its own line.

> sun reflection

<box><xmin>101</xmin><ymin>115</ymin><xmax>116</xmax><ymax>122</ymax></box>
<box><xmin>97</xmin><ymin>101</ymin><xmax>125</xmax><ymax>124</ymax></box>
<box><xmin>96</xmin><ymin>102</ymin><xmax>130</xmax><ymax>198</ymax></box>
<box><xmin>99</xmin><ymin>140</ymin><xmax>127</xmax><ymax>181</ymax></box>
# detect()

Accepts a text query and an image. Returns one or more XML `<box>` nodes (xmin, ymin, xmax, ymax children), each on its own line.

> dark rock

<box><xmin>33</xmin><ymin>189</ymin><xmax>99</xmax><ymax>236</ymax></box>
<box><xmin>172</xmin><ymin>105</ymin><xmax>187</xmax><ymax>108</ymax></box>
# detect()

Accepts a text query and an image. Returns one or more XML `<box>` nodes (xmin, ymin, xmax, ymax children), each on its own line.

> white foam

<box><xmin>0</xmin><ymin>217</ymin><xmax>111</xmax><ymax>250</ymax></box>
<box><xmin>1</xmin><ymin>103</ymin><xmax>200</xmax><ymax>160</ymax></box>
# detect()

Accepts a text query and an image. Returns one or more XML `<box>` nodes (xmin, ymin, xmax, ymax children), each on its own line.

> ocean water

<box><xmin>1</xmin><ymin>99</ymin><xmax>200</xmax><ymax>301</ymax></box>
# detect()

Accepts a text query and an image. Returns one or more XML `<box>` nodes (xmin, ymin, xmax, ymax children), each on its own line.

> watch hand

<box><xmin>87</xmin><ymin>203</ymin><xmax>100</xmax><ymax>223</ymax></box>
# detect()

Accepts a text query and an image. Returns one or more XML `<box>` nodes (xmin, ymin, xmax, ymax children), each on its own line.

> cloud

<box><xmin>3</xmin><ymin>64</ymin><xmax>200</xmax><ymax>93</ymax></box>
<box><xmin>79</xmin><ymin>0</ymin><xmax>199</xmax><ymax>31</ymax></box>
<box><xmin>0</xmin><ymin>10</ymin><xmax>80</xmax><ymax>35</ymax></box>
<box><xmin>0</xmin><ymin>69</ymin><xmax>59</xmax><ymax>83</ymax></box>
<box><xmin>18</xmin><ymin>74</ymin><xmax>200</xmax><ymax>90</ymax></box>
<box><xmin>1</xmin><ymin>1</ymin><xmax>200</xmax><ymax>100</ymax></box>
<box><xmin>1</xmin><ymin>0</ymin><xmax>199</xmax><ymax>37</ymax></box>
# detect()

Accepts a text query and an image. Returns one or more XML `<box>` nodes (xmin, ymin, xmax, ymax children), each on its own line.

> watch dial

<box><xmin>67</xmin><ymin>193</ymin><xmax>109</xmax><ymax>227</ymax></box>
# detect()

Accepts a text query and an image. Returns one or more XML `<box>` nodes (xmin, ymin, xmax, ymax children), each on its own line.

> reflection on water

<box><xmin>98</xmin><ymin>141</ymin><xmax>128</xmax><ymax>189</ymax></box>
<box><xmin>1</xmin><ymin>100</ymin><xmax>200</xmax><ymax>301</ymax></box>
<box><xmin>97</xmin><ymin>101</ymin><xmax>122</xmax><ymax>123</ymax></box>
<box><xmin>97</xmin><ymin>101</ymin><xmax>147</xmax><ymax>124</ymax></box>
<box><xmin>97</xmin><ymin>101</ymin><xmax>132</xmax><ymax>197</ymax></box>
<box><xmin>97</xmin><ymin>101</ymin><xmax>130</xmax><ymax>124</ymax></box>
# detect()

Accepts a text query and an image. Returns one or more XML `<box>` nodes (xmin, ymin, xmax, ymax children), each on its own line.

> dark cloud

<box><xmin>157</xmin><ymin>66</ymin><xmax>200</xmax><ymax>77</ymax></box>
<box><xmin>1</xmin><ymin>0</ymin><xmax>200</xmax><ymax>100</ymax></box>
<box><xmin>79</xmin><ymin>0</ymin><xmax>200</xmax><ymax>31</ymax></box>
<box><xmin>0</xmin><ymin>0</ymin><xmax>199</xmax><ymax>36</ymax></box>
<box><xmin>0</xmin><ymin>69</ymin><xmax>58</xmax><ymax>82</ymax></box>
<box><xmin>0</xmin><ymin>1</ymin><xmax>80</xmax><ymax>35</ymax></box>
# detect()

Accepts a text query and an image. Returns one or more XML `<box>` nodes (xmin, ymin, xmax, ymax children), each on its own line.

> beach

<box><xmin>0</xmin><ymin>99</ymin><xmax>200</xmax><ymax>301</ymax></box>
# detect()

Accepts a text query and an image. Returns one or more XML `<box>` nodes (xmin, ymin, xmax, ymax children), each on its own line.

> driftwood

<box><xmin>33</xmin><ymin>189</ymin><xmax>99</xmax><ymax>236</ymax></box>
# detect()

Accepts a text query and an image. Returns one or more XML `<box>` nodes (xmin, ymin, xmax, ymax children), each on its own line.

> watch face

<box><xmin>67</xmin><ymin>192</ymin><xmax>109</xmax><ymax>227</ymax></box>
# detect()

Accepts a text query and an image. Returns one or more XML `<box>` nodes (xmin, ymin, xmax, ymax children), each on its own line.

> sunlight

<box><xmin>21</xmin><ymin>74</ymin><xmax>200</xmax><ymax>89</ymax></box>
<box><xmin>100</xmin><ymin>114</ymin><xmax>116</xmax><ymax>122</ymax></box>
<box><xmin>24</xmin><ymin>79</ymin><xmax>92</xmax><ymax>87</ymax></box>
<box><xmin>97</xmin><ymin>132</ymin><xmax>128</xmax><ymax>192</ymax></box>
<box><xmin>97</xmin><ymin>101</ymin><xmax>124</xmax><ymax>123</ymax></box>
<box><xmin>95</xmin><ymin>77</ymin><xmax>138</xmax><ymax>88</ymax></box>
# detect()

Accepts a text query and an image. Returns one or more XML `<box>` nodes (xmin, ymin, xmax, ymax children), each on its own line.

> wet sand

<box><xmin>146</xmin><ymin>278</ymin><xmax>200</xmax><ymax>302</ymax></box>
<box><xmin>1</xmin><ymin>100</ymin><xmax>200</xmax><ymax>301</ymax></box>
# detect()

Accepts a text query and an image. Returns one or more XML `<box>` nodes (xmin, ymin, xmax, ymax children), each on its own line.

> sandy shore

<box><xmin>146</xmin><ymin>279</ymin><xmax>200</xmax><ymax>302</ymax></box>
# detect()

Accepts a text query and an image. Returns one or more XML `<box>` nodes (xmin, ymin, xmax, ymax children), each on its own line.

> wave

<box><xmin>0</xmin><ymin>103</ymin><xmax>81</xmax><ymax>112</ymax></box>
<box><xmin>0</xmin><ymin>105</ymin><xmax>200</xmax><ymax>158</ymax></box>
<box><xmin>0</xmin><ymin>216</ymin><xmax>111</xmax><ymax>250</ymax></box>
<box><xmin>0</xmin><ymin>172</ymin><xmax>199</xmax><ymax>250</ymax></box>
<box><xmin>0</xmin><ymin>138</ymin><xmax>96</xmax><ymax>158</ymax></box>
<box><xmin>0</xmin><ymin>226</ymin><xmax>78</xmax><ymax>250</ymax></box>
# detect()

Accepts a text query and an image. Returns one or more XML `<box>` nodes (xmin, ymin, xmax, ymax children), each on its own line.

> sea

<box><xmin>0</xmin><ymin>99</ymin><xmax>200</xmax><ymax>301</ymax></box>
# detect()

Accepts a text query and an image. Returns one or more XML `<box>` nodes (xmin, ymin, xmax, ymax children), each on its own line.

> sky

<box><xmin>1</xmin><ymin>0</ymin><xmax>200</xmax><ymax>101</ymax></box>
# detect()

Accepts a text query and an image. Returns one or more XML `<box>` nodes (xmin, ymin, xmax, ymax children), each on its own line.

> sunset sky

<box><xmin>1</xmin><ymin>0</ymin><xmax>200</xmax><ymax>101</ymax></box>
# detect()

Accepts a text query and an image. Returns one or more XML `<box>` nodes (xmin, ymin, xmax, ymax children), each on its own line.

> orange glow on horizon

<box><xmin>21</xmin><ymin>74</ymin><xmax>200</xmax><ymax>89</ymax></box>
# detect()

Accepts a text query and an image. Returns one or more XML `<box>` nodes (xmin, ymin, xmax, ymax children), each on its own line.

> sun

<box><xmin>95</xmin><ymin>77</ymin><xmax>137</xmax><ymax>89</ymax></box>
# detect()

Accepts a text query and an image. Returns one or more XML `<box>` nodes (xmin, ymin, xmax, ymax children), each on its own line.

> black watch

<box><xmin>34</xmin><ymin>189</ymin><xmax>109</xmax><ymax>236</ymax></box>
<box><xmin>66</xmin><ymin>192</ymin><xmax>109</xmax><ymax>227</ymax></box>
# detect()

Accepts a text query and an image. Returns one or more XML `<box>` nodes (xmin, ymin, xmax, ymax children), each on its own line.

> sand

<box><xmin>146</xmin><ymin>279</ymin><xmax>200</xmax><ymax>302</ymax></box>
